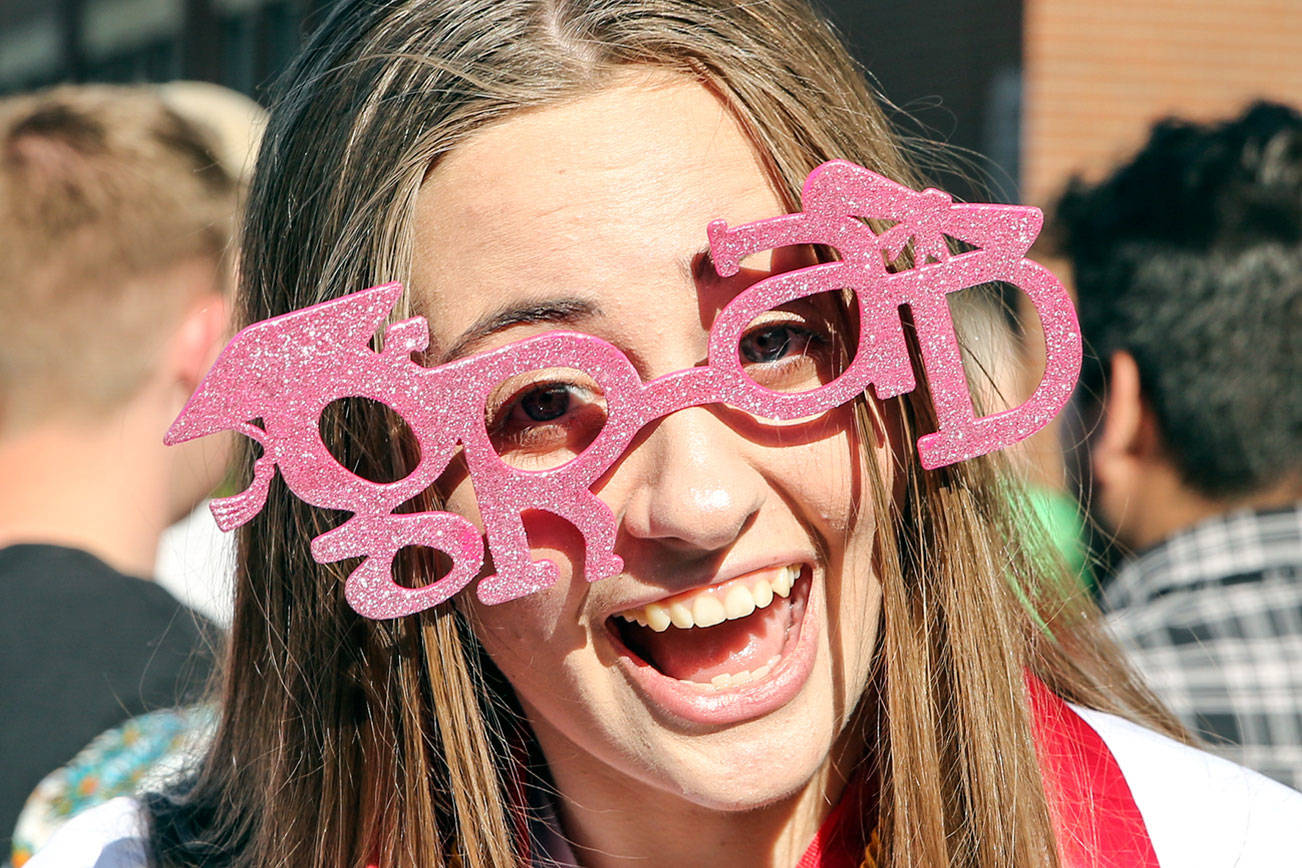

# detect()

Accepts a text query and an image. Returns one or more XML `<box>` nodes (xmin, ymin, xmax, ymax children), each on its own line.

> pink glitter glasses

<box><xmin>166</xmin><ymin>160</ymin><xmax>1081</xmax><ymax>619</ymax></box>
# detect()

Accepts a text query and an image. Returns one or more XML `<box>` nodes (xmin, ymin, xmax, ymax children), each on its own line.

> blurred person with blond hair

<box><xmin>0</xmin><ymin>83</ymin><xmax>253</xmax><ymax>848</ymax></box>
<box><xmin>150</xmin><ymin>80</ymin><xmax>265</xmax><ymax>627</ymax></box>
<box><xmin>1055</xmin><ymin>101</ymin><xmax>1302</xmax><ymax>789</ymax></box>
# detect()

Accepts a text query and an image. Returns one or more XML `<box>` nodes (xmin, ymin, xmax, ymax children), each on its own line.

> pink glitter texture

<box><xmin>166</xmin><ymin>160</ymin><xmax>1081</xmax><ymax>618</ymax></box>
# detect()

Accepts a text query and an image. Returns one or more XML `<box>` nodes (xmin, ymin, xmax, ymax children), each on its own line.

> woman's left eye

<box><xmin>739</xmin><ymin>324</ymin><xmax>816</xmax><ymax>364</ymax></box>
<box><xmin>736</xmin><ymin>317</ymin><xmax>838</xmax><ymax>393</ymax></box>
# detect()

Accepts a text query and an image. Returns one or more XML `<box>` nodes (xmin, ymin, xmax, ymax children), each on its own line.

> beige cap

<box><xmin>156</xmin><ymin>80</ymin><xmax>267</xmax><ymax>184</ymax></box>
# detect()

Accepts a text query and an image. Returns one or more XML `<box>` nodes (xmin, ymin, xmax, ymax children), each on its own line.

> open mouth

<box><xmin>606</xmin><ymin>563</ymin><xmax>811</xmax><ymax>690</ymax></box>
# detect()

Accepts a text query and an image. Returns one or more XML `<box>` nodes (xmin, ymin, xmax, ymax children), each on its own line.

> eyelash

<box><xmin>738</xmin><ymin>322</ymin><xmax>825</xmax><ymax>363</ymax></box>
<box><xmin>736</xmin><ymin>314</ymin><xmax>836</xmax><ymax>391</ymax></box>
<box><xmin>486</xmin><ymin>379</ymin><xmax>607</xmax><ymax>466</ymax></box>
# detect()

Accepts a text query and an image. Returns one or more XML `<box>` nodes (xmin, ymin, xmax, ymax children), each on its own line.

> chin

<box><xmin>651</xmin><ymin>695</ymin><xmax>843</xmax><ymax>812</ymax></box>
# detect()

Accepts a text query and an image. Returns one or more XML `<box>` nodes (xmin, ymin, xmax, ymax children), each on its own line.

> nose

<box><xmin>616</xmin><ymin>406</ymin><xmax>765</xmax><ymax>554</ymax></box>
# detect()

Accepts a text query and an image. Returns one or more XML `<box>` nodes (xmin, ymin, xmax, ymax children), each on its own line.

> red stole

<box><xmin>1025</xmin><ymin>675</ymin><xmax>1161</xmax><ymax>867</ymax></box>
<box><xmin>796</xmin><ymin>677</ymin><xmax>1160</xmax><ymax>867</ymax></box>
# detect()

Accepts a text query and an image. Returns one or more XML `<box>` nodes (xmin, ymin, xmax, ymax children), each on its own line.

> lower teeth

<box><xmin>704</xmin><ymin>654</ymin><xmax>782</xmax><ymax>689</ymax></box>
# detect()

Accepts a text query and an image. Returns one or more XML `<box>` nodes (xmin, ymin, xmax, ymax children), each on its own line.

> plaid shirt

<box><xmin>1104</xmin><ymin>503</ymin><xmax>1302</xmax><ymax>790</ymax></box>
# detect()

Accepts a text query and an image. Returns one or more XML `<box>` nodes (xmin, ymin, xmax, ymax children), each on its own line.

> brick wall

<box><xmin>1023</xmin><ymin>0</ymin><xmax>1302</xmax><ymax>206</ymax></box>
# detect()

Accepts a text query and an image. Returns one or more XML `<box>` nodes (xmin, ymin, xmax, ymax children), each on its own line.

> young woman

<box><xmin>32</xmin><ymin>1</ymin><xmax>1301</xmax><ymax>866</ymax></box>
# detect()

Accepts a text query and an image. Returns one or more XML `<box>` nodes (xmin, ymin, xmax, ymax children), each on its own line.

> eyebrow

<box><xmin>688</xmin><ymin>245</ymin><xmax>719</xmax><ymax>284</ymax></box>
<box><xmin>440</xmin><ymin>297</ymin><xmax>600</xmax><ymax>362</ymax></box>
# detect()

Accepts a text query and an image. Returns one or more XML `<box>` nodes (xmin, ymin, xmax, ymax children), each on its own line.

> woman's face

<box><xmin>411</xmin><ymin>72</ymin><xmax>888</xmax><ymax>814</ymax></box>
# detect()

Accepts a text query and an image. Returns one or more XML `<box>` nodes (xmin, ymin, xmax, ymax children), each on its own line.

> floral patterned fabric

<box><xmin>10</xmin><ymin>705</ymin><xmax>214</xmax><ymax>867</ymax></box>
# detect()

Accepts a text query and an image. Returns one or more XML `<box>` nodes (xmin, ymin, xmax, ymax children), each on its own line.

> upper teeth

<box><xmin>616</xmin><ymin>564</ymin><xmax>800</xmax><ymax>632</ymax></box>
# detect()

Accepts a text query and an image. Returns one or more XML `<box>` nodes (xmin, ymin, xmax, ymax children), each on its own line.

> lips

<box><xmin>611</xmin><ymin>564</ymin><xmax>801</xmax><ymax>684</ymax></box>
<box><xmin>603</xmin><ymin>563</ymin><xmax>820</xmax><ymax>726</ymax></box>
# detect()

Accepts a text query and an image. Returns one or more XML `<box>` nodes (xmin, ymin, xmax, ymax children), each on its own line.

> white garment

<box><xmin>25</xmin><ymin>796</ymin><xmax>146</xmax><ymax>868</ymax></box>
<box><xmin>153</xmin><ymin>501</ymin><xmax>236</xmax><ymax>627</ymax></box>
<box><xmin>1071</xmin><ymin>706</ymin><xmax>1301</xmax><ymax>867</ymax></box>
<box><xmin>27</xmin><ymin>707</ymin><xmax>1302</xmax><ymax>867</ymax></box>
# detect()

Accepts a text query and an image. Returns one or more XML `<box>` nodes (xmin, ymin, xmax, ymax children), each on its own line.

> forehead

<box><xmin>410</xmin><ymin>72</ymin><xmax>786</xmax><ymax>350</ymax></box>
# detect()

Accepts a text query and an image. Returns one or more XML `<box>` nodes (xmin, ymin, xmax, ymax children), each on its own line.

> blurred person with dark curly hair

<box><xmin>1055</xmin><ymin>101</ymin><xmax>1302</xmax><ymax>789</ymax></box>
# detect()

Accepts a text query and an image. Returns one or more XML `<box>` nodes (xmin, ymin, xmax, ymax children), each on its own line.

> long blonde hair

<box><xmin>148</xmin><ymin>2</ymin><xmax>1182</xmax><ymax>865</ymax></box>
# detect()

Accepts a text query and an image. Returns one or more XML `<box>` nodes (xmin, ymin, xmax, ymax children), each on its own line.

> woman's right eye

<box><xmin>486</xmin><ymin>376</ymin><xmax>608</xmax><ymax>469</ymax></box>
<box><xmin>516</xmin><ymin>384</ymin><xmax>573</xmax><ymax>422</ymax></box>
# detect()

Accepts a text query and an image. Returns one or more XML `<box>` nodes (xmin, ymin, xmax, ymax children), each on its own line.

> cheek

<box><xmin>466</xmin><ymin>593</ymin><xmax>546</xmax><ymax>653</ymax></box>
<box><xmin>783</xmin><ymin>408</ymin><xmax>872</xmax><ymax>536</ymax></box>
<box><xmin>806</xmin><ymin>405</ymin><xmax>888</xmax><ymax>689</ymax></box>
<box><xmin>793</xmin><ymin>444</ymin><xmax>857</xmax><ymax>534</ymax></box>
<box><xmin>449</xmin><ymin>491</ymin><xmax>591</xmax><ymax>694</ymax></box>
<box><xmin>462</xmin><ymin>581</ymin><xmax>578</xmax><ymax>693</ymax></box>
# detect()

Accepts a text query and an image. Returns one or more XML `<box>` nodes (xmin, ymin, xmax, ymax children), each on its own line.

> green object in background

<box><xmin>999</xmin><ymin>481</ymin><xmax>1096</xmax><ymax>639</ymax></box>
<box><xmin>1022</xmin><ymin>484</ymin><xmax>1095</xmax><ymax>593</ymax></box>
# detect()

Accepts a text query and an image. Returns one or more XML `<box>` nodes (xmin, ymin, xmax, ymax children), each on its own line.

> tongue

<box><xmin>633</xmin><ymin>597</ymin><xmax>791</xmax><ymax>683</ymax></box>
